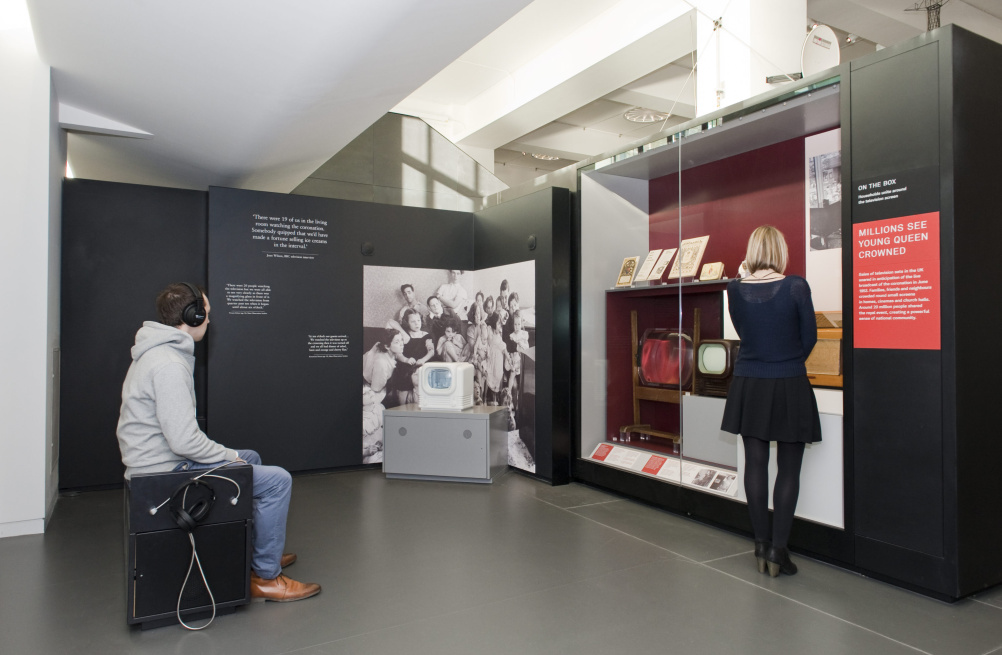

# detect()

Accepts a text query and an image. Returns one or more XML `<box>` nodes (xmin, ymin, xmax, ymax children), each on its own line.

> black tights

<box><xmin>742</xmin><ymin>436</ymin><xmax>805</xmax><ymax>550</ymax></box>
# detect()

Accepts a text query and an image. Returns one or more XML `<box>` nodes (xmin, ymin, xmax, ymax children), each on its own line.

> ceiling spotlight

<box><xmin>845</xmin><ymin>33</ymin><xmax>859</xmax><ymax>44</ymax></box>
<box><xmin>624</xmin><ymin>107</ymin><xmax>670</xmax><ymax>123</ymax></box>
<box><xmin>531</xmin><ymin>153</ymin><xmax>560</xmax><ymax>161</ymax></box>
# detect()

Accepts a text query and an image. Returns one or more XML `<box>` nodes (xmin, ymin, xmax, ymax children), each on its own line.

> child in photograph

<box><xmin>460</xmin><ymin>322</ymin><xmax>477</xmax><ymax>363</ymax></box>
<box><xmin>361</xmin><ymin>383</ymin><xmax>384</xmax><ymax>463</ymax></box>
<box><xmin>398</xmin><ymin>367</ymin><xmax>423</xmax><ymax>406</ymax></box>
<box><xmin>426</xmin><ymin>295</ymin><xmax>448</xmax><ymax>346</ymax></box>
<box><xmin>466</xmin><ymin>291</ymin><xmax>485</xmax><ymax>342</ymax></box>
<box><xmin>482</xmin><ymin>295</ymin><xmax>495</xmax><ymax>325</ymax></box>
<box><xmin>469</xmin><ymin>321</ymin><xmax>489</xmax><ymax>405</ymax></box>
<box><xmin>507</xmin><ymin>309</ymin><xmax>530</xmax><ymax>363</ymax></box>
<box><xmin>436</xmin><ymin>318</ymin><xmax>467</xmax><ymax>362</ymax></box>
<box><xmin>498</xmin><ymin>279</ymin><xmax>510</xmax><ymax>314</ymax></box>
<box><xmin>482</xmin><ymin>313</ymin><xmax>506</xmax><ymax>406</ymax></box>
<box><xmin>390</xmin><ymin>309</ymin><xmax>434</xmax><ymax>406</ymax></box>
<box><xmin>502</xmin><ymin>291</ymin><xmax>520</xmax><ymax>350</ymax></box>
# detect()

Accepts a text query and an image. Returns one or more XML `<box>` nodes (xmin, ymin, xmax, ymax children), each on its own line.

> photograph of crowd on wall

<box><xmin>362</xmin><ymin>263</ymin><xmax>537</xmax><ymax>472</ymax></box>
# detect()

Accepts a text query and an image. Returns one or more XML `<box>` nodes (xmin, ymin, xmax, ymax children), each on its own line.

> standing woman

<box><xmin>721</xmin><ymin>226</ymin><xmax>822</xmax><ymax>577</ymax></box>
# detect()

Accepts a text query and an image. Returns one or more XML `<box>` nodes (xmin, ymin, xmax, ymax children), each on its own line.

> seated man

<box><xmin>116</xmin><ymin>282</ymin><xmax>320</xmax><ymax>602</ymax></box>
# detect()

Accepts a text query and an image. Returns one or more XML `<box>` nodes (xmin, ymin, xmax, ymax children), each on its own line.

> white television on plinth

<box><xmin>418</xmin><ymin>362</ymin><xmax>474</xmax><ymax>411</ymax></box>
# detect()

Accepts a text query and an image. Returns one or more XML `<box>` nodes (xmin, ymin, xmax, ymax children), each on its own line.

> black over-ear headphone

<box><xmin>180</xmin><ymin>282</ymin><xmax>207</xmax><ymax>327</ymax></box>
<box><xmin>168</xmin><ymin>479</ymin><xmax>216</xmax><ymax>533</ymax></box>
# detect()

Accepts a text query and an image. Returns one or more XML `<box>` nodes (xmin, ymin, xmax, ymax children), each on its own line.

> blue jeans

<box><xmin>173</xmin><ymin>449</ymin><xmax>291</xmax><ymax>580</ymax></box>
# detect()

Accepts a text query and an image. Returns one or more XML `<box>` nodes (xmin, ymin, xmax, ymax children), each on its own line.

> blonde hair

<box><xmin>745</xmin><ymin>225</ymin><xmax>789</xmax><ymax>274</ymax></box>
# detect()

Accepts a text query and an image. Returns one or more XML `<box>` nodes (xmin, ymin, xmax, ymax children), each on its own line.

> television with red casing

<box><xmin>637</xmin><ymin>329</ymin><xmax>693</xmax><ymax>389</ymax></box>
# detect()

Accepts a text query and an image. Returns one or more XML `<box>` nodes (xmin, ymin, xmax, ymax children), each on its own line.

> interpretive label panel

<box><xmin>853</xmin><ymin>212</ymin><xmax>940</xmax><ymax>350</ymax></box>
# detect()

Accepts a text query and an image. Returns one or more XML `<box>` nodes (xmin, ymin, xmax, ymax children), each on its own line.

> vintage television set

<box><xmin>418</xmin><ymin>362</ymin><xmax>475</xmax><ymax>410</ymax></box>
<box><xmin>694</xmin><ymin>339</ymin><xmax>741</xmax><ymax>397</ymax></box>
<box><xmin>637</xmin><ymin>329</ymin><xmax>693</xmax><ymax>389</ymax></box>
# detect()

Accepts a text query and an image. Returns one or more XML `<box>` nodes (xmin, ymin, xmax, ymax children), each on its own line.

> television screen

<box><xmin>426</xmin><ymin>367</ymin><xmax>454</xmax><ymax>390</ymax></box>
<box><xmin>697</xmin><ymin>340</ymin><xmax>739</xmax><ymax>379</ymax></box>
<box><xmin>637</xmin><ymin>329</ymin><xmax>693</xmax><ymax>388</ymax></box>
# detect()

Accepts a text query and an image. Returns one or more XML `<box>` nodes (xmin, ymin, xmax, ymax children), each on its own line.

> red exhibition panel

<box><xmin>642</xmin><ymin>455</ymin><xmax>667</xmax><ymax>475</ymax></box>
<box><xmin>853</xmin><ymin>212</ymin><xmax>941</xmax><ymax>350</ymax></box>
<box><xmin>592</xmin><ymin>443</ymin><xmax>614</xmax><ymax>461</ymax></box>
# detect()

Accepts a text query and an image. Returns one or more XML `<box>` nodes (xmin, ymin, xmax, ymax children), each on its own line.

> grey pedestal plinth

<box><xmin>383</xmin><ymin>404</ymin><xmax>509</xmax><ymax>483</ymax></box>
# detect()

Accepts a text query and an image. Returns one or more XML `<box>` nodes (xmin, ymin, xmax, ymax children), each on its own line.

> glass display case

<box><xmin>576</xmin><ymin>75</ymin><xmax>846</xmax><ymax>530</ymax></box>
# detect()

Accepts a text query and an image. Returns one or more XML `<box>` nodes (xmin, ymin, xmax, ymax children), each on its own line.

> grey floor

<box><xmin>4</xmin><ymin>469</ymin><xmax>1002</xmax><ymax>655</ymax></box>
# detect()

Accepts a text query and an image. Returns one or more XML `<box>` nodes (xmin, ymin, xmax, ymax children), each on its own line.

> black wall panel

<box><xmin>60</xmin><ymin>180</ymin><xmax>207</xmax><ymax>489</ymax></box>
<box><xmin>951</xmin><ymin>30</ymin><xmax>1002</xmax><ymax>592</ymax></box>
<box><xmin>475</xmin><ymin>188</ymin><xmax>572</xmax><ymax>483</ymax></box>
<box><xmin>851</xmin><ymin>40</ymin><xmax>945</xmax><ymax>561</ymax></box>
<box><xmin>207</xmin><ymin>188</ymin><xmax>473</xmax><ymax>473</ymax></box>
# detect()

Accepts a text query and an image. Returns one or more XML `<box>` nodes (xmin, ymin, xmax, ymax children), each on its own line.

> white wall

<box><xmin>579</xmin><ymin>172</ymin><xmax>650</xmax><ymax>456</ymax></box>
<box><xmin>0</xmin><ymin>26</ymin><xmax>61</xmax><ymax>537</ymax></box>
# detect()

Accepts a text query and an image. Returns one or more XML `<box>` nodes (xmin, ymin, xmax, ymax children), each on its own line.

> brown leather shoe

<box><xmin>280</xmin><ymin>552</ymin><xmax>297</xmax><ymax>568</ymax></box>
<box><xmin>250</xmin><ymin>572</ymin><xmax>321</xmax><ymax>602</ymax></box>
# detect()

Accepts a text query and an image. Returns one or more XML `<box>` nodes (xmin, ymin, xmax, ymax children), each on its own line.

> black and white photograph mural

<box><xmin>807</xmin><ymin>141</ymin><xmax>843</xmax><ymax>251</ymax></box>
<box><xmin>363</xmin><ymin>263</ymin><xmax>537</xmax><ymax>472</ymax></box>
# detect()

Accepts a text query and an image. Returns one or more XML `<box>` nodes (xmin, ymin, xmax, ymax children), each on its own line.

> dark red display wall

<box><xmin>648</xmin><ymin>136</ymin><xmax>806</xmax><ymax>277</ymax></box>
<box><xmin>605</xmin><ymin>285</ymin><xmax>726</xmax><ymax>443</ymax></box>
<box><xmin>604</xmin><ymin>136</ymin><xmax>807</xmax><ymax>448</ymax></box>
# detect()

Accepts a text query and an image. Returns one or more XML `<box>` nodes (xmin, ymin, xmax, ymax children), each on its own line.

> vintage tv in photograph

<box><xmin>418</xmin><ymin>362</ymin><xmax>475</xmax><ymax>411</ymax></box>
<box><xmin>694</xmin><ymin>339</ymin><xmax>740</xmax><ymax>397</ymax></box>
<box><xmin>637</xmin><ymin>329</ymin><xmax>693</xmax><ymax>389</ymax></box>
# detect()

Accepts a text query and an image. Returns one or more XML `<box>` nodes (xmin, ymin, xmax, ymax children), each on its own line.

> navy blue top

<box><xmin>727</xmin><ymin>275</ymin><xmax>817</xmax><ymax>378</ymax></box>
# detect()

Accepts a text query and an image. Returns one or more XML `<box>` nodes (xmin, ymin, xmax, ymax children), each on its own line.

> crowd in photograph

<box><xmin>362</xmin><ymin>270</ymin><xmax>532</xmax><ymax>462</ymax></box>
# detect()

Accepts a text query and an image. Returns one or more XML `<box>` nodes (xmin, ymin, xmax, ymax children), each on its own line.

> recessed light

<box><xmin>531</xmin><ymin>153</ymin><xmax>560</xmax><ymax>161</ymax></box>
<box><xmin>624</xmin><ymin>107</ymin><xmax>670</xmax><ymax>123</ymax></box>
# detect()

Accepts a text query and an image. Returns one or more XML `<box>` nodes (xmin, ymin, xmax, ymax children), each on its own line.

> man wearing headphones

<box><xmin>116</xmin><ymin>282</ymin><xmax>321</xmax><ymax>602</ymax></box>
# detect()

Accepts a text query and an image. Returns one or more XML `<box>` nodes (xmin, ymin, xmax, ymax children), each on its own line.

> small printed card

<box><xmin>634</xmin><ymin>249</ymin><xmax>662</xmax><ymax>282</ymax></box>
<box><xmin>699</xmin><ymin>261</ymin><xmax>724</xmax><ymax>280</ymax></box>
<box><xmin>648</xmin><ymin>248</ymin><xmax>677</xmax><ymax>282</ymax></box>
<box><xmin>615</xmin><ymin>256</ymin><xmax>640</xmax><ymax>287</ymax></box>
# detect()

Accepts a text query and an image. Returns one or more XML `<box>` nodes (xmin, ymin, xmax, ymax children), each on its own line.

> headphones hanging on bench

<box><xmin>180</xmin><ymin>282</ymin><xmax>207</xmax><ymax>327</ymax></box>
<box><xmin>168</xmin><ymin>478</ymin><xmax>216</xmax><ymax>533</ymax></box>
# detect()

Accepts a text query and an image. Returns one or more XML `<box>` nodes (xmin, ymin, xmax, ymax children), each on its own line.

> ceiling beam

<box><xmin>457</xmin><ymin>5</ymin><xmax>697</xmax><ymax>150</ymax></box>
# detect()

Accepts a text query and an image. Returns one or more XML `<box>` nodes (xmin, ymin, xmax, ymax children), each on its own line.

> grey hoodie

<box><xmin>116</xmin><ymin>321</ymin><xmax>238</xmax><ymax>479</ymax></box>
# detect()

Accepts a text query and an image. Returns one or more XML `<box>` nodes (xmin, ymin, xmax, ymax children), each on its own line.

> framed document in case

<box><xmin>667</xmin><ymin>236</ymin><xmax>709</xmax><ymax>279</ymax></box>
<box><xmin>615</xmin><ymin>257</ymin><xmax>640</xmax><ymax>287</ymax></box>
<box><xmin>647</xmin><ymin>248</ymin><xmax>677</xmax><ymax>282</ymax></box>
<box><xmin>634</xmin><ymin>249</ymin><xmax>662</xmax><ymax>282</ymax></box>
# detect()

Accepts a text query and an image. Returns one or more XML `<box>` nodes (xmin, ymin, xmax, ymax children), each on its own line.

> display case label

<box><xmin>853</xmin><ymin>212</ymin><xmax>940</xmax><ymax>350</ymax></box>
<box><xmin>591</xmin><ymin>443</ymin><xmax>614</xmax><ymax>461</ymax></box>
<box><xmin>642</xmin><ymin>455</ymin><xmax>667</xmax><ymax>475</ymax></box>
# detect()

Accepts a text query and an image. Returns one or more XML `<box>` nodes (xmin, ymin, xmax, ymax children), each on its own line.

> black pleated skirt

<box><xmin>721</xmin><ymin>376</ymin><xmax>822</xmax><ymax>443</ymax></box>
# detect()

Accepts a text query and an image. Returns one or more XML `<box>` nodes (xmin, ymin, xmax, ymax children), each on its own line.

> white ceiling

<box><xmin>23</xmin><ymin>0</ymin><xmax>1002</xmax><ymax>194</ymax></box>
<box><xmin>26</xmin><ymin>0</ymin><xmax>535</xmax><ymax>192</ymax></box>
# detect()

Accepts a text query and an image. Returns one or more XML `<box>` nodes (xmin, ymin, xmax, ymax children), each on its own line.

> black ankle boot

<box><xmin>754</xmin><ymin>540</ymin><xmax>771</xmax><ymax>574</ymax></box>
<box><xmin>766</xmin><ymin>546</ymin><xmax>798</xmax><ymax>577</ymax></box>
